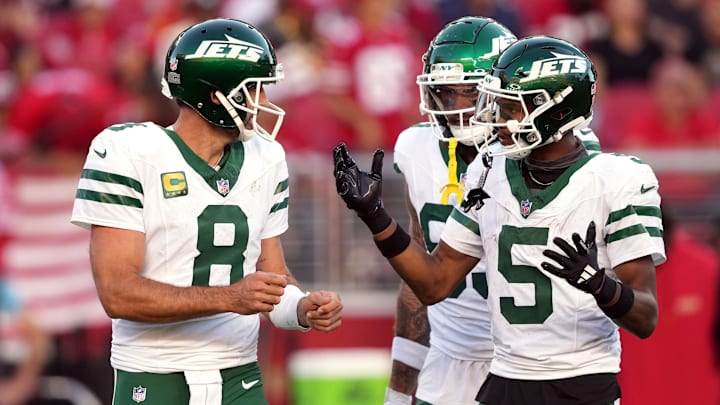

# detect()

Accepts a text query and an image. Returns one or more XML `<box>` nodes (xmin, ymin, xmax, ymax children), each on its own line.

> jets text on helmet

<box><xmin>185</xmin><ymin>35</ymin><xmax>265</xmax><ymax>62</ymax></box>
<box><xmin>519</xmin><ymin>52</ymin><xmax>587</xmax><ymax>83</ymax></box>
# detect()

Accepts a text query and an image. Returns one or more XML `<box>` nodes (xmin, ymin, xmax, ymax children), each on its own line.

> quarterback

<box><xmin>71</xmin><ymin>19</ymin><xmax>342</xmax><ymax>405</ymax></box>
<box><xmin>335</xmin><ymin>36</ymin><xmax>663</xmax><ymax>405</ymax></box>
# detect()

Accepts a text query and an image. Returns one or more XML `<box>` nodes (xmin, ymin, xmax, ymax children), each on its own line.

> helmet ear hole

<box><xmin>209</xmin><ymin>92</ymin><xmax>222</xmax><ymax>105</ymax></box>
<box><xmin>551</xmin><ymin>107</ymin><xmax>572</xmax><ymax>121</ymax></box>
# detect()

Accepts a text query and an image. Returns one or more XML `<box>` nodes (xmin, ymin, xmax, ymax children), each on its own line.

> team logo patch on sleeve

<box><xmin>161</xmin><ymin>172</ymin><xmax>188</xmax><ymax>198</ymax></box>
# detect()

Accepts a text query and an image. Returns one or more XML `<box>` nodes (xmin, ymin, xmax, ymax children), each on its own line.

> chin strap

<box><xmin>214</xmin><ymin>91</ymin><xmax>252</xmax><ymax>142</ymax></box>
<box><xmin>440</xmin><ymin>137</ymin><xmax>465</xmax><ymax>204</ymax></box>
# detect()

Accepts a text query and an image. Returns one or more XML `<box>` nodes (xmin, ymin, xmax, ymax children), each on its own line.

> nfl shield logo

<box><xmin>520</xmin><ymin>199</ymin><xmax>532</xmax><ymax>217</ymax></box>
<box><xmin>132</xmin><ymin>386</ymin><xmax>147</xmax><ymax>403</ymax></box>
<box><xmin>216</xmin><ymin>178</ymin><xmax>230</xmax><ymax>195</ymax></box>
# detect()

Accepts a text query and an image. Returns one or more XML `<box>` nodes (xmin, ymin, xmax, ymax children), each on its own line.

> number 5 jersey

<box><xmin>442</xmin><ymin>150</ymin><xmax>666</xmax><ymax>380</ymax></box>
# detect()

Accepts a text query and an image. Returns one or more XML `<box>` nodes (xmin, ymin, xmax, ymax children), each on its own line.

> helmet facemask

<box><xmin>215</xmin><ymin>67</ymin><xmax>286</xmax><ymax>142</ymax></box>
<box><xmin>417</xmin><ymin>63</ymin><xmax>489</xmax><ymax>146</ymax></box>
<box><xmin>471</xmin><ymin>75</ymin><xmax>592</xmax><ymax>160</ymax></box>
<box><xmin>416</xmin><ymin>16</ymin><xmax>517</xmax><ymax>147</ymax></box>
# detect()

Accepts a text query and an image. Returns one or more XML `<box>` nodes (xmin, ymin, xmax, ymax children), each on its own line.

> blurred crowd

<box><xmin>0</xmin><ymin>0</ymin><xmax>719</xmax><ymax>403</ymax></box>
<box><xmin>1</xmin><ymin>0</ymin><xmax>720</xmax><ymax>167</ymax></box>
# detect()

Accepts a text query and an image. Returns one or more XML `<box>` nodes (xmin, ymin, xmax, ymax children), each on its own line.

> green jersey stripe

<box><xmin>269</xmin><ymin>197</ymin><xmax>289</xmax><ymax>213</ymax></box>
<box><xmin>606</xmin><ymin>205</ymin><xmax>661</xmax><ymax>225</ymax></box>
<box><xmin>75</xmin><ymin>189</ymin><xmax>143</xmax><ymax>208</ymax></box>
<box><xmin>582</xmin><ymin>140</ymin><xmax>601</xmax><ymax>152</ymax></box>
<box><xmin>450</xmin><ymin>207</ymin><xmax>480</xmax><ymax>236</ymax></box>
<box><xmin>274</xmin><ymin>178</ymin><xmax>289</xmax><ymax>194</ymax></box>
<box><xmin>605</xmin><ymin>224</ymin><xmax>663</xmax><ymax>244</ymax></box>
<box><xmin>81</xmin><ymin>169</ymin><xmax>143</xmax><ymax>194</ymax></box>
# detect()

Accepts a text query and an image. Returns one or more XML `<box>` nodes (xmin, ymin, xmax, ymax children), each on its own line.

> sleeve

<box><xmin>261</xmin><ymin>157</ymin><xmax>289</xmax><ymax>239</ymax></box>
<box><xmin>604</xmin><ymin>159</ymin><xmax>666</xmax><ymax>267</ymax></box>
<box><xmin>70</xmin><ymin>127</ymin><xmax>145</xmax><ymax>232</ymax></box>
<box><xmin>440</xmin><ymin>207</ymin><xmax>485</xmax><ymax>260</ymax></box>
<box><xmin>393</xmin><ymin>129</ymin><xmax>411</xmax><ymax>176</ymax></box>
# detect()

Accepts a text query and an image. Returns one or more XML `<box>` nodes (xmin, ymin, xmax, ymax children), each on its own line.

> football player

<box><xmin>386</xmin><ymin>16</ymin><xmax>516</xmax><ymax>405</ymax></box>
<box><xmin>335</xmin><ymin>36</ymin><xmax>663</xmax><ymax>405</ymax></box>
<box><xmin>71</xmin><ymin>18</ymin><xmax>342</xmax><ymax>405</ymax></box>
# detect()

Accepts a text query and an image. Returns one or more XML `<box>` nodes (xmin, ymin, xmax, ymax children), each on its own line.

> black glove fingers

<box><xmin>571</xmin><ymin>233</ymin><xmax>588</xmax><ymax>255</ymax></box>
<box><xmin>332</xmin><ymin>143</ymin><xmax>347</xmax><ymax>175</ymax></box>
<box><xmin>341</xmin><ymin>144</ymin><xmax>356</xmax><ymax>168</ymax></box>
<box><xmin>542</xmin><ymin>249</ymin><xmax>573</xmax><ymax>268</ymax></box>
<box><xmin>333</xmin><ymin>142</ymin><xmax>356</xmax><ymax>171</ymax></box>
<box><xmin>335</xmin><ymin>173</ymin><xmax>352</xmax><ymax>196</ymax></box>
<box><xmin>370</xmin><ymin>149</ymin><xmax>384</xmax><ymax>178</ymax></box>
<box><xmin>540</xmin><ymin>261</ymin><xmax>563</xmax><ymax>277</ymax></box>
<box><xmin>551</xmin><ymin>237</ymin><xmax>579</xmax><ymax>259</ymax></box>
<box><xmin>585</xmin><ymin>220</ymin><xmax>596</xmax><ymax>248</ymax></box>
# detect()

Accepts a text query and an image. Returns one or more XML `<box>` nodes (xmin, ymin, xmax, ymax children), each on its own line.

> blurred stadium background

<box><xmin>1</xmin><ymin>0</ymin><xmax>719</xmax><ymax>404</ymax></box>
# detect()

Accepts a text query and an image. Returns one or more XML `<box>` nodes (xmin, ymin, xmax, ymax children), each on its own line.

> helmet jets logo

<box><xmin>479</xmin><ymin>35</ymin><xmax>516</xmax><ymax>59</ymax></box>
<box><xmin>185</xmin><ymin>34</ymin><xmax>265</xmax><ymax>62</ymax></box>
<box><xmin>519</xmin><ymin>52</ymin><xmax>587</xmax><ymax>83</ymax></box>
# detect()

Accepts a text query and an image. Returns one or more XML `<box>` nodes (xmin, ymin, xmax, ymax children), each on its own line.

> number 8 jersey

<box><xmin>71</xmin><ymin>122</ymin><xmax>290</xmax><ymax>373</ymax></box>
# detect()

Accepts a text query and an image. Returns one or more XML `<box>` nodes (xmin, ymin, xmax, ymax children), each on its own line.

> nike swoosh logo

<box><xmin>640</xmin><ymin>184</ymin><xmax>657</xmax><ymax>194</ymax></box>
<box><xmin>241</xmin><ymin>379</ymin><xmax>259</xmax><ymax>390</ymax></box>
<box><xmin>94</xmin><ymin>148</ymin><xmax>107</xmax><ymax>158</ymax></box>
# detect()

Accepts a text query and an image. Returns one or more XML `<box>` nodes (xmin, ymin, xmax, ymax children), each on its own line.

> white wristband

<box><xmin>384</xmin><ymin>387</ymin><xmax>412</xmax><ymax>405</ymax></box>
<box><xmin>390</xmin><ymin>336</ymin><xmax>429</xmax><ymax>370</ymax></box>
<box><xmin>268</xmin><ymin>284</ymin><xmax>309</xmax><ymax>331</ymax></box>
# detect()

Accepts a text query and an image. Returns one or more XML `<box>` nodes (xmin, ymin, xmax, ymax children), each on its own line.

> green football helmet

<box><xmin>417</xmin><ymin>16</ymin><xmax>516</xmax><ymax>146</ymax></box>
<box><xmin>161</xmin><ymin>18</ymin><xmax>285</xmax><ymax>142</ymax></box>
<box><xmin>471</xmin><ymin>35</ymin><xmax>597</xmax><ymax>159</ymax></box>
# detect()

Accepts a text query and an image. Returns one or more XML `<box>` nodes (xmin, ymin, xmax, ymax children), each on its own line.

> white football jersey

<box><xmin>71</xmin><ymin>122</ymin><xmax>289</xmax><ymax>373</ymax></box>
<box><xmin>442</xmin><ymin>150</ymin><xmax>666</xmax><ymax>380</ymax></box>
<box><xmin>394</xmin><ymin>123</ymin><xmax>493</xmax><ymax>361</ymax></box>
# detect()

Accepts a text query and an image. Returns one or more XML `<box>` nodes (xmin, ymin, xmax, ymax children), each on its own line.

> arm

<box><xmin>333</xmin><ymin>143</ymin><xmax>478</xmax><ymax>305</ymax></box>
<box><xmin>609</xmin><ymin>256</ymin><xmax>658</xmax><ymax>338</ymax></box>
<box><xmin>0</xmin><ymin>313</ymin><xmax>50</xmax><ymax>405</ymax></box>
<box><xmin>257</xmin><ymin>236</ymin><xmax>343</xmax><ymax>332</ymax></box>
<box><xmin>386</xmin><ymin>187</ymin><xmax>430</xmax><ymax>402</ymax></box>
<box><xmin>89</xmin><ymin>225</ymin><xmax>288</xmax><ymax>322</ymax></box>
<box><xmin>379</xmin><ymin>226</ymin><xmax>477</xmax><ymax>305</ymax></box>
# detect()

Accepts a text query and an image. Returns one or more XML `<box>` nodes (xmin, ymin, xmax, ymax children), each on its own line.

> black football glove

<box><xmin>541</xmin><ymin>221</ymin><xmax>607</xmax><ymax>295</ymax></box>
<box><xmin>333</xmin><ymin>143</ymin><xmax>390</xmax><ymax>233</ymax></box>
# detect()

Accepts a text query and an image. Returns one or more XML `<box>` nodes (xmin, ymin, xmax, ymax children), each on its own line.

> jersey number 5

<box><xmin>498</xmin><ymin>225</ymin><xmax>552</xmax><ymax>324</ymax></box>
